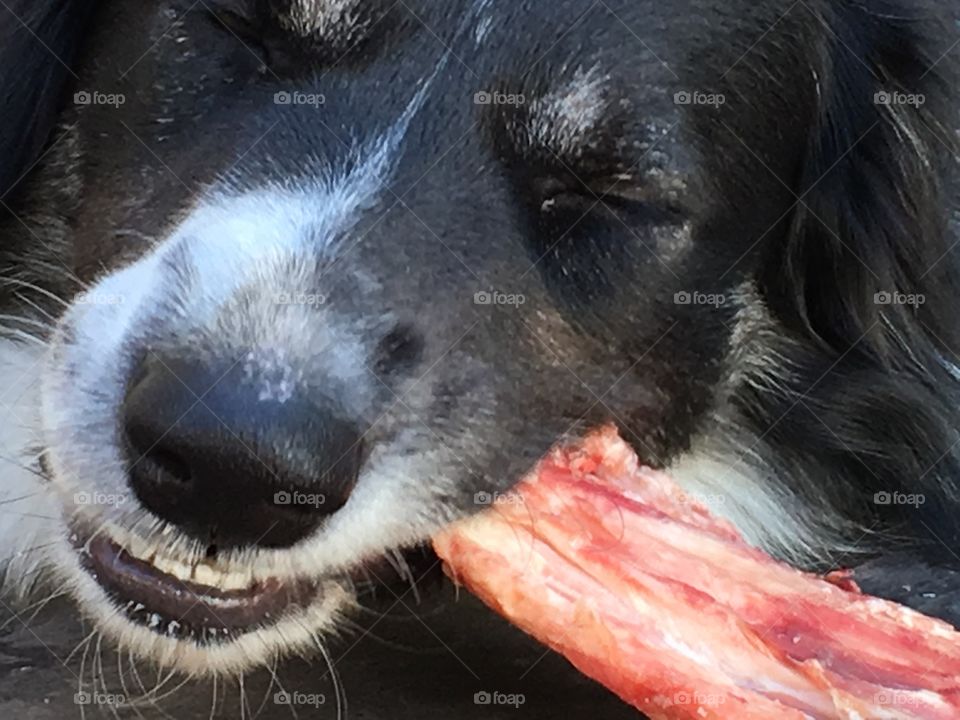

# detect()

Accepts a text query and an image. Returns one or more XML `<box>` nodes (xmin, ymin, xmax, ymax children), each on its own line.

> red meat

<box><xmin>433</xmin><ymin>426</ymin><xmax>960</xmax><ymax>719</ymax></box>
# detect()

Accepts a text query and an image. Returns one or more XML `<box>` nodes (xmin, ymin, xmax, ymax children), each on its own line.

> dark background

<box><xmin>0</xmin><ymin>583</ymin><xmax>640</xmax><ymax>719</ymax></box>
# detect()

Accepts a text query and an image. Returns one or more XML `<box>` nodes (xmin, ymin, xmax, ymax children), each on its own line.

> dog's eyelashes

<box><xmin>533</xmin><ymin>172</ymin><xmax>642</xmax><ymax>214</ymax></box>
<box><xmin>533</xmin><ymin>168</ymin><xmax>687</xmax><ymax>224</ymax></box>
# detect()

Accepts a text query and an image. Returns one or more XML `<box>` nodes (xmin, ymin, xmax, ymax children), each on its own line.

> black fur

<box><xmin>0</xmin><ymin>0</ymin><xmax>95</xmax><ymax>200</ymax></box>
<box><xmin>1</xmin><ymin>0</ymin><xmax>959</xmax><ymax>635</ymax></box>
<box><xmin>756</xmin><ymin>1</ymin><xmax>960</xmax><ymax>559</ymax></box>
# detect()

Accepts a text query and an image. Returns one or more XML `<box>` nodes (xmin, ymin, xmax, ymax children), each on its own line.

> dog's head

<box><xmin>7</xmin><ymin>0</ymin><xmax>957</xmax><ymax>674</ymax></box>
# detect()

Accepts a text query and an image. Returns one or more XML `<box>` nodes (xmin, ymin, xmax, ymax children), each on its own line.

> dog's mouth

<box><xmin>70</xmin><ymin>524</ymin><xmax>321</xmax><ymax>644</ymax></box>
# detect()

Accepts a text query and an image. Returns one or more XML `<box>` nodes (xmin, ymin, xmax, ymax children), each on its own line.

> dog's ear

<box><xmin>755</xmin><ymin>2</ymin><xmax>960</xmax><ymax>557</ymax></box>
<box><xmin>0</xmin><ymin>1</ymin><xmax>94</xmax><ymax>202</ymax></box>
<box><xmin>760</xmin><ymin>1</ymin><xmax>960</xmax><ymax>362</ymax></box>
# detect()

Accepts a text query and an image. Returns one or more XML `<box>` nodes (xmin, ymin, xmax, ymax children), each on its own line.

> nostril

<box><xmin>125</xmin><ymin>404</ymin><xmax>194</xmax><ymax>487</ymax></box>
<box><xmin>375</xmin><ymin>323</ymin><xmax>424</xmax><ymax>375</ymax></box>
<box><xmin>139</xmin><ymin>447</ymin><xmax>193</xmax><ymax>486</ymax></box>
<box><xmin>121</xmin><ymin>353</ymin><xmax>366</xmax><ymax>549</ymax></box>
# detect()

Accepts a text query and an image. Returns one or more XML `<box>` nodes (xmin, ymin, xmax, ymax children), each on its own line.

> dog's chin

<box><xmin>47</xmin><ymin>518</ymin><xmax>360</xmax><ymax>676</ymax></box>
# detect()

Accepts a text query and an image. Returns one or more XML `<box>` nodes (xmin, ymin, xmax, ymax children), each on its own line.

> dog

<box><xmin>0</xmin><ymin>0</ymin><xmax>958</xmax><ymax>678</ymax></box>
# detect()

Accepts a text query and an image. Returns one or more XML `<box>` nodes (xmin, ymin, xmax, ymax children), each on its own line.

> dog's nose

<box><xmin>122</xmin><ymin>355</ymin><xmax>363</xmax><ymax>549</ymax></box>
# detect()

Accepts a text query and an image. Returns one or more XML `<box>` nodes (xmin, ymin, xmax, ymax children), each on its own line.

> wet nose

<box><xmin>122</xmin><ymin>354</ymin><xmax>363</xmax><ymax>549</ymax></box>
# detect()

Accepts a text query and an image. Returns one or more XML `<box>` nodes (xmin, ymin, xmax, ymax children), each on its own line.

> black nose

<box><xmin>122</xmin><ymin>354</ymin><xmax>363</xmax><ymax>550</ymax></box>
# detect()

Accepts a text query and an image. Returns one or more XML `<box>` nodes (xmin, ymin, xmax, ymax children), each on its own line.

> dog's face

<box><xmin>38</xmin><ymin>0</ymin><xmax>825</xmax><ymax>673</ymax></box>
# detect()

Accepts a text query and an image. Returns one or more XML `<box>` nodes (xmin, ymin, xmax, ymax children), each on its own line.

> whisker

<box><xmin>14</xmin><ymin>290</ymin><xmax>61</xmax><ymax>323</ymax></box>
<box><xmin>64</xmin><ymin>626</ymin><xmax>97</xmax><ymax>666</ymax></box>
<box><xmin>209</xmin><ymin>673</ymin><xmax>218</xmax><ymax>720</ymax></box>
<box><xmin>239</xmin><ymin>671</ymin><xmax>250</xmax><ymax>720</ymax></box>
<box><xmin>0</xmin><ymin>313</ymin><xmax>53</xmax><ymax>331</ymax></box>
<box><xmin>316</xmin><ymin>636</ymin><xmax>346</xmax><ymax>720</ymax></box>
<box><xmin>77</xmin><ymin>628</ymin><xmax>94</xmax><ymax>720</ymax></box>
<box><xmin>0</xmin><ymin>277</ymin><xmax>72</xmax><ymax>308</ymax></box>
<box><xmin>116</xmin><ymin>645</ymin><xmax>149</xmax><ymax>720</ymax></box>
<box><xmin>0</xmin><ymin>489</ymin><xmax>43</xmax><ymax>505</ymax></box>
<box><xmin>144</xmin><ymin>668</ymin><xmax>195</xmax><ymax>705</ymax></box>
<box><xmin>0</xmin><ymin>328</ymin><xmax>48</xmax><ymax>346</ymax></box>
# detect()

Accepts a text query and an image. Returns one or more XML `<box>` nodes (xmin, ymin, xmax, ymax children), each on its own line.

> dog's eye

<box><xmin>533</xmin><ymin>169</ymin><xmax>682</xmax><ymax>222</ymax></box>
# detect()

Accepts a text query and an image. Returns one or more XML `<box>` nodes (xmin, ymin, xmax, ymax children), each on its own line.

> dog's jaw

<box><xmin>14</xmin><ymin>184</ymin><xmax>468</xmax><ymax>674</ymax></box>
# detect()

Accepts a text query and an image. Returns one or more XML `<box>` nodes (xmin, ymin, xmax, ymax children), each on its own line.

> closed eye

<box><xmin>534</xmin><ymin>169</ymin><xmax>686</xmax><ymax>223</ymax></box>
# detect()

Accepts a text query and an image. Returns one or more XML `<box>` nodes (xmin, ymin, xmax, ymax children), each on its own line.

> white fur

<box><xmin>0</xmin><ymin>340</ymin><xmax>57</xmax><ymax>598</ymax></box>
<box><xmin>671</xmin><ymin>283</ymin><xmax>862</xmax><ymax>567</ymax></box>
<box><xmin>528</xmin><ymin>66</ymin><xmax>610</xmax><ymax>157</ymax></box>
<box><xmin>280</xmin><ymin>0</ymin><xmax>363</xmax><ymax>40</ymax></box>
<box><xmin>11</xmin><ymin>72</ymin><xmax>473</xmax><ymax>675</ymax></box>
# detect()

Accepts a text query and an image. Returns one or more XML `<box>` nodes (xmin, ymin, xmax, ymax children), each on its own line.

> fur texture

<box><xmin>0</xmin><ymin>0</ymin><xmax>958</xmax><ymax>676</ymax></box>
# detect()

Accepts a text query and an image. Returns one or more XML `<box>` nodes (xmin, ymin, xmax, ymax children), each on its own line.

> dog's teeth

<box><xmin>191</xmin><ymin>564</ymin><xmax>253</xmax><ymax>590</ymax></box>
<box><xmin>192</xmin><ymin>563</ymin><xmax>220</xmax><ymax>587</ymax></box>
<box><xmin>229</xmin><ymin>569</ymin><xmax>254</xmax><ymax>589</ymax></box>
<box><xmin>125</xmin><ymin>534</ymin><xmax>151</xmax><ymax>561</ymax></box>
<box><xmin>152</xmin><ymin>553</ymin><xmax>194</xmax><ymax>581</ymax></box>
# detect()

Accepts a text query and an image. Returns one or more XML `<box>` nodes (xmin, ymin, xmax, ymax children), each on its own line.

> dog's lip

<box><xmin>71</xmin><ymin>526</ymin><xmax>320</xmax><ymax>640</ymax></box>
